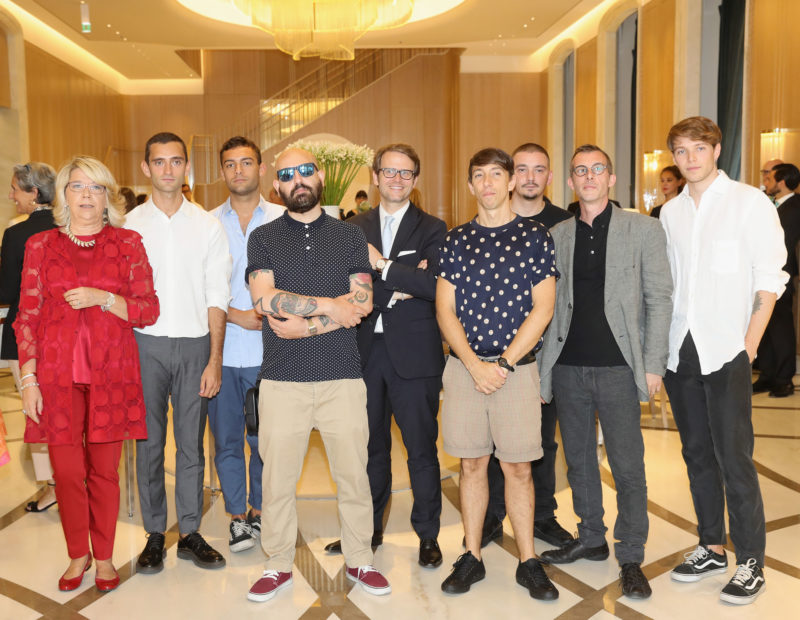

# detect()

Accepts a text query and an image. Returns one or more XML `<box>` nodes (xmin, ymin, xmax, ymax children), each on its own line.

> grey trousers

<box><xmin>552</xmin><ymin>364</ymin><xmax>649</xmax><ymax>564</ymax></box>
<box><xmin>135</xmin><ymin>332</ymin><xmax>210</xmax><ymax>534</ymax></box>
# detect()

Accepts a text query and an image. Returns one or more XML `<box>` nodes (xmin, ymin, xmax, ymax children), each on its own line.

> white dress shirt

<box><xmin>775</xmin><ymin>192</ymin><xmax>793</xmax><ymax>207</ymax></box>
<box><xmin>660</xmin><ymin>171</ymin><xmax>788</xmax><ymax>374</ymax></box>
<box><xmin>374</xmin><ymin>201</ymin><xmax>410</xmax><ymax>333</ymax></box>
<box><xmin>125</xmin><ymin>197</ymin><xmax>232</xmax><ymax>338</ymax></box>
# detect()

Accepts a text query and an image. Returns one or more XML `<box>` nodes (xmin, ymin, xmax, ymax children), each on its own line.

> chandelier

<box><xmin>232</xmin><ymin>0</ymin><xmax>415</xmax><ymax>61</ymax></box>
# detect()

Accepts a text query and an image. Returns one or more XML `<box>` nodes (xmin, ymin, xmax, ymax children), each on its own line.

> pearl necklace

<box><xmin>65</xmin><ymin>226</ymin><xmax>97</xmax><ymax>248</ymax></box>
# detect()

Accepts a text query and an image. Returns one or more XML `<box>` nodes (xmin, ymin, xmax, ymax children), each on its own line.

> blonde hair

<box><xmin>54</xmin><ymin>156</ymin><xmax>126</xmax><ymax>228</ymax></box>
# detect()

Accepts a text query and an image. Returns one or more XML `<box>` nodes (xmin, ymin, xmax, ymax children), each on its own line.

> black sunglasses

<box><xmin>276</xmin><ymin>162</ymin><xmax>317</xmax><ymax>183</ymax></box>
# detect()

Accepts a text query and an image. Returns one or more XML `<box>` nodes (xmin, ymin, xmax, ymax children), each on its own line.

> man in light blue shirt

<box><xmin>209</xmin><ymin>136</ymin><xmax>284</xmax><ymax>552</ymax></box>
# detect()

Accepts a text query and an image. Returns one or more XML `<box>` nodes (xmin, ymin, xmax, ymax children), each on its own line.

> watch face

<box><xmin>377</xmin><ymin>259</ymin><xmax>386</xmax><ymax>270</ymax></box>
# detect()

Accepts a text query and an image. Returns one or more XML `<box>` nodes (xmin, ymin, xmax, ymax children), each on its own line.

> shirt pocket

<box><xmin>711</xmin><ymin>240</ymin><xmax>739</xmax><ymax>274</ymax></box>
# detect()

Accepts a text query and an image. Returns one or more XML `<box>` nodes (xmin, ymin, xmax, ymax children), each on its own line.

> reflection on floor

<box><xmin>0</xmin><ymin>369</ymin><xmax>798</xmax><ymax>619</ymax></box>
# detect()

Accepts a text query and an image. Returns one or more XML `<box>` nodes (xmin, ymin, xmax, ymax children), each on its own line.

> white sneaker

<box><xmin>229</xmin><ymin>518</ymin><xmax>255</xmax><ymax>552</ymax></box>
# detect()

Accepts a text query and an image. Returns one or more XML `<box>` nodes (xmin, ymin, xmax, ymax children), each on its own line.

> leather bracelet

<box><xmin>21</xmin><ymin>382</ymin><xmax>40</xmax><ymax>390</ymax></box>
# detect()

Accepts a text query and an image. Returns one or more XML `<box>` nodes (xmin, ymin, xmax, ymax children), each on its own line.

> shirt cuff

<box><xmin>381</xmin><ymin>260</ymin><xmax>393</xmax><ymax>280</ymax></box>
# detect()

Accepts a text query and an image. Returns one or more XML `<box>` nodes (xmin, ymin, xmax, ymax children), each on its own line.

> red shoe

<box><xmin>95</xmin><ymin>566</ymin><xmax>120</xmax><ymax>592</ymax></box>
<box><xmin>247</xmin><ymin>570</ymin><xmax>293</xmax><ymax>602</ymax></box>
<box><xmin>346</xmin><ymin>565</ymin><xmax>391</xmax><ymax>595</ymax></box>
<box><xmin>58</xmin><ymin>554</ymin><xmax>92</xmax><ymax>591</ymax></box>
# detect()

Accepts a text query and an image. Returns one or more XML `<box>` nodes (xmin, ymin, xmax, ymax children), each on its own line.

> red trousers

<box><xmin>48</xmin><ymin>384</ymin><xmax>122</xmax><ymax>561</ymax></box>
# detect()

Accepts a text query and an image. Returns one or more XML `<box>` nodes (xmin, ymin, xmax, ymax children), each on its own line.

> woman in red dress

<box><xmin>15</xmin><ymin>156</ymin><xmax>159</xmax><ymax>592</ymax></box>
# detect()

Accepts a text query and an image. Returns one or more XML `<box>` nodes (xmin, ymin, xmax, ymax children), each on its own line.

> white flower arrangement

<box><xmin>284</xmin><ymin>139</ymin><xmax>374</xmax><ymax>207</ymax></box>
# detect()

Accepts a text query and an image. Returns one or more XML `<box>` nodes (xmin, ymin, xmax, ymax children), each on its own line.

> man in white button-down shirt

<box><xmin>125</xmin><ymin>132</ymin><xmax>232</xmax><ymax>575</ymax></box>
<box><xmin>660</xmin><ymin>117</ymin><xmax>788</xmax><ymax>605</ymax></box>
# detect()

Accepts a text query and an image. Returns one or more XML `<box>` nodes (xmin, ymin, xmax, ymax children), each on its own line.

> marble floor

<box><xmin>0</xmin><ymin>369</ymin><xmax>798</xmax><ymax>619</ymax></box>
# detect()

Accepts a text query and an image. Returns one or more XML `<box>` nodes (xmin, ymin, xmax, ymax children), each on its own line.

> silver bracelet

<box><xmin>21</xmin><ymin>382</ymin><xmax>40</xmax><ymax>390</ymax></box>
<box><xmin>20</xmin><ymin>373</ymin><xmax>36</xmax><ymax>382</ymax></box>
<box><xmin>101</xmin><ymin>291</ymin><xmax>115</xmax><ymax>312</ymax></box>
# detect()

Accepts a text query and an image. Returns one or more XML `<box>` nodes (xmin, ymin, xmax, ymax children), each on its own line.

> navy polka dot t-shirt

<box><xmin>439</xmin><ymin>215</ymin><xmax>558</xmax><ymax>357</ymax></box>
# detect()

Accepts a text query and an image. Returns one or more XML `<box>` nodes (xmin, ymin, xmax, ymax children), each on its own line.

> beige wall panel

<box><xmin>456</xmin><ymin>72</ymin><xmax>547</xmax><ymax>223</ymax></box>
<box><xmin>0</xmin><ymin>30</ymin><xmax>10</xmax><ymax>108</ymax></box>
<box><xmin>575</xmin><ymin>38</ymin><xmax>597</xmax><ymax>147</ymax></box>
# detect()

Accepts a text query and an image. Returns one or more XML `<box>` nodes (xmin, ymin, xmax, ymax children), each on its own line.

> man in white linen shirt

<box><xmin>126</xmin><ymin>132</ymin><xmax>232</xmax><ymax>574</ymax></box>
<box><xmin>660</xmin><ymin>117</ymin><xmax>787</xmax><ymax>605</ymax></box>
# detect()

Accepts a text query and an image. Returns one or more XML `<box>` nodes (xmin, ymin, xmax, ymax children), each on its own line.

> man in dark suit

<box><xmin>754</xmin><ymin>162</ymin><xmax>800</xmax><ymax>397</ymax></box>
<box><xmin>324</xmin><ymin>143</ymin><xmax>447</xmax><ymax>568</ymax></box>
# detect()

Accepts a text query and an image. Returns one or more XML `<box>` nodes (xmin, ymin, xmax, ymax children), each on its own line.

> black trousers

<box><xmin>486</xmin><ymin>399</ymin><xmax>559</xmax><ymax>522</ymax></box>
<box><xmin>664</xmin><ymin>333</ymin><xmax>766</xmax><ymax>566</ymax></box>
<box><xmin>756</xmin><ymin>286</ymin><xmax>796</xmax><ymax>385</ymax></box>
<box><xmin>364</xmin><ymin>337</ymin><xmax>442</xmax><ymax>539</ymax></box>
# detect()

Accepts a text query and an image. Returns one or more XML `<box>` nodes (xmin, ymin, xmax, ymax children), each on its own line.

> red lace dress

<box><xmin>14</xmin><ymin>226</ymin><xmax>159</xmax><ymax>445</ymax></box>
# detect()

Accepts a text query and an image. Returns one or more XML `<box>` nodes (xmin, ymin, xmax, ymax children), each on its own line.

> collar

<box><xmin>776</xmin><ymin>193</ymin><xmax>793</xmax><ymax>207</ymax></box>
<box><xmin>378</xmin><ymin>201</ymin><xmax>410</xmax><ymax>224</ymax></box>
<box><xmin>145</xmin><ymin>196</ymin><xmax>193</xmax><ymax>219</ymax></box>
<box><xmin>220</xmin><ymin>195</ymin><xmax>267</xmax><ymax>217</ymax></box>
<box><xmin>282</xmin><ymin>209</ymin><xmax>327</xmax><ymax>229</ymax></box>
<box><xmin>574</xmin><ymin>201</ymin><xmax>612</xmax><ymax>227</ymax></box>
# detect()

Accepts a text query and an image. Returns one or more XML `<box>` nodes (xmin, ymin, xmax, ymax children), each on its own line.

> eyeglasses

<box><xmin>379</xmin><ymin>168</ymin><xmax>415</xmax><ymax>180</ymax></box>
<box><xmin>571</xmin><ymin>164</ymin><xmax>608</xmax><ymax>177</ymax></box>
<box><xmin>276</xmin><ymin>163</ymin><xmax>317</xmax><ymax>182</ymax></box>
<box><xmin>67</xmin><ymin>182</ymin><xmax>105</xmax><ymax>194</ymax></box>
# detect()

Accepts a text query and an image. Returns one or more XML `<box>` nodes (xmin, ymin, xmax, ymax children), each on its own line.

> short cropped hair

<box><xmin>53</xmin><ymin>156</ymin><xmax>126</xmax><ymax>228</ymax></box>
<box><xmin>219</xmin><ymin>135</ymin><xmax>262</xmax><ymax>165</ymax></box>
<box><xmin>355</xmin><ymin>190</ymin><xmax>368</xmax><ymax>200</ymax></box>
<box><xmin>144</xmin><ymin>132</ymin><xmax>187</xmax><ymax>163</ymax></box>
<box><xmin>372</xmin><ymin>143</ymin><xmax>421</xmax><ymax>177</ymax></box>
<box><xmin>667</xmin><ymin>116</ymin><xmax>722</xmax><ymax>152</ymax></box>
<box><xmin>772</xmin><ymin>163</ymin><xmax>800</xmax><ymax>191</ymax></box>
<box><xmin>571</xmin><ymin>144</ymin><xmax>614</xmax><ymax>175</ymax></box>
<box><xmin>12</xmin><ymin>162</ymin><xmax>56</xmax><ymax>205</ymax></box>
<box><xmin>512</xmin><ymin>143</ymin><xmax>551</xmax><ymax>167</ymax></box>
<box><xmin>468</xmin><ymin>147</ymin><xmax>514</xmax><ymax>180</ymax></box>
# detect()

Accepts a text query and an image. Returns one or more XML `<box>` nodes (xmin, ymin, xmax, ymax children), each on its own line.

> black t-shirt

<box><xmin>246</xmin><ymin>211</ymin><xmax>370</xmax><ymax>382</ymax></box>
<box><xmin>524</xmin><ymin>198</ymin><xmax>573</xmax><ymax>230</ymax></box>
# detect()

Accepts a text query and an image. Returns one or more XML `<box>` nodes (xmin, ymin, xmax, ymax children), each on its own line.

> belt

<box><xmin>449</xmin><ymin>349</ymin><xmax>536</xmax><ymax>366</ymax></box>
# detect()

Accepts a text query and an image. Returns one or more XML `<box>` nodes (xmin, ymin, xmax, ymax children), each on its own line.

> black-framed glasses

<box><xmin>571</xmin><ymin>164</ymin><xmax>608</xmax><ymax>177</ymax></box>
<box><xmin>379</xmin><ymin>168</ymin><xmax>414</xmax><ymax>180</ymax></box>
<box><xmin>276</xmin><ymin>163</ymin><xmax>317</xmax><ymax>182</ymax></box>
<box><xmin>67</xmin><ymin>182</ymin><xmax>105</xmax><ymax>194</ymax></box>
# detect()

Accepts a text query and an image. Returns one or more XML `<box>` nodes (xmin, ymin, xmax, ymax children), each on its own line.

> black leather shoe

<box><xmin>419</xmin><ymin>538</ymin><xmax>443</xmax><ymax>568</ymax></box>
<box><xmin>534</xmin><ymin>517</ymin><xmax>574</xmax><ymax>547</ymax></box>
<box><xmin>752</xmin><ymin>378</ymin><xmax>772</xmax><ymax>393</ymax></box>
<box><xmin>441</xmin><ymin>551</ymin><xmax>486</xmax><ymax>594</ymax></box>
<box><xmin>619</xmin><ymin>563</ymin><xmax>652</xmax><ymax>599</ymax></box>
<box><xmin>136</xmin><ymin>533</ymin><xmax>166</xmax><ymax>574</ymax></box>
<box><xmin>177</xmin><ymin>532</ymin><xmax>226</xmax><ymax>569</ymax></box>
<box><xmin>539</xmin><ymin>538</ymin><xmax>609</xmax><ymax>564</ymax></box>
<box><xmin>769</xmin><ymin>382</ymin><xmax>794</xmax><ymax>398</ymax></box>
<box><xmin>516</xmin><ymin>558</ymin><xmax>559</xmax><ymax>600</ymax></box>
<box><xmin>324</xmin><ymin>530</ymin><xmax>383</xmax><ymax>555</ymax></box>
<box><xmin>462</xmin><ymin>514</ymin><xmax>503</xmax><ymax>549</ymax></box>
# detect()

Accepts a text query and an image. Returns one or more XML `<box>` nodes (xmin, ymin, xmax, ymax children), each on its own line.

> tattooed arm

<box><xmin>744</xmin><ymin>290</ymin><xmax>777</xmax><ymax>363</ymax></box>
<box><xmin>249</xmin><ymin>268</ymin><xmax>372</xmax><ymax>328</ymax></box>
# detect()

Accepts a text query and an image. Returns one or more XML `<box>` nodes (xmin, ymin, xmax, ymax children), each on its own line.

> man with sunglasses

<box><xmin>537</xmin><ymin>145</ymin><xmax>672</xmax><ymax>600</ymax></box>
<box><xmin>245</xmin><ymin>147</ymin><xmax>391</xmax><ymax>603</ymax></box>
<box><xmin>322</xmin><ymin>144</ymin><xmax>447</xmax><ymax>568</ymax></box>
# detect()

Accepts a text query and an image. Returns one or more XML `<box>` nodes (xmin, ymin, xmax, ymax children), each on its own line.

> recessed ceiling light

<box><xmin>106</xmin><ymin>24</ymin><xmax>111</xmax><ymax>28</ymax></box>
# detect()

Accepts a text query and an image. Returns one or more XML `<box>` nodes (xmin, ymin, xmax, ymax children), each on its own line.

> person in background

<box><xmin>1</xmin><ymin>162</ymin><xmax>58</xmax><ymax>512</ymax></box>
<box><xmin>120</xmin><ymin>187</ymin><xmax>138</xmax><ymax>214</ymax></box>
<box><xmin>15</xmin><ymin>156</ymin><xmax>159</xmax><ymax>592</ymax></box>
<box><xmin>760</xmin><ymin>159</ymin><xmax>783</xmax><ymax>193</ymax></box>
<box><xmin>650</xmin><ymin>165</ymin><xmax>684</xmax><ymax>219</ymax></box>
<box><xmin>135</xmin><ymin>193</ymin><xmax>148</xmax><ymax>206</ymax></box>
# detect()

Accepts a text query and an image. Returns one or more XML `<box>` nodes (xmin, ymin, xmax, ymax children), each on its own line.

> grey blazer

<box><xmin>539</xmin><ymin>207</ymin><xmax>673</xmax><ymax>402</ymax></box>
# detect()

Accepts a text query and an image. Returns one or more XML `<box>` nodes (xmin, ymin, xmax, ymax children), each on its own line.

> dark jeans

<box><xmin>486</xmin><ymin>400</ymin><xmax>559</xmax><ymax>522</ymax></box>
<box><xmin>664</xmin><ymin>333</ymin><xmax>765</xmax><ymax>566</ymax></box>
<box><xmin>552</xmin><ymin>364</ymin><xmax>648</xmax><ymax>564</ymax></box>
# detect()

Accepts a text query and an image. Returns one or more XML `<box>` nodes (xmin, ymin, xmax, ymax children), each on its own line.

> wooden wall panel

<box><xmin>0</xmin><ymin>30</ymin><xmax>10</xmax><ymax>108</ymax></box>
<box><xmin>745</xmin><ymin>0</ymin><xmax>800</xmax><ymax>184</ymax></box>
<box><xmin>456</xmin><ymin>72</ymin><xmax>547</xmax><ymax>223</ymax></box>
<box><xmin>575</xmin><ymin>38</ymin><xmax>597</xmax><ymax>147</ymax></box>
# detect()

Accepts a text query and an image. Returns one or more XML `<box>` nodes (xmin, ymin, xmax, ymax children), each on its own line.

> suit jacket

<box><xmin>539</xmin><ymin>207</ymin><xmax>673</xmax><ymax>402</ymax></box>
<box><xmin>778</xmin><ymin>193</ymin><xmax>800</xmax><ymax>280</ymax></box>
<box><xmin>350</xmin><ymin>203</ymin><xmax>447</xmax><ymax>379</ymax></box>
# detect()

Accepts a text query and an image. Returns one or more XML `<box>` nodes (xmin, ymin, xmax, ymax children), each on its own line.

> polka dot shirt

<box><xmin>246</xmin><ymin>211</ymin><xmax>371</xmax><ymax>382</ymax></box>
<box><xmin>439</xmin><ymin>215</ymin><xmax>558</xmax><ymax>357</ymax></box>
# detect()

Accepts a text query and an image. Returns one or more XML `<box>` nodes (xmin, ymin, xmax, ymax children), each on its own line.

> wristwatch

<box><xmin>497</xmin><ymin>357</ymin><xmax>515</xmax><ymax>372</ymax></box>
<box><xmin>375</xmin><ymin>258</ymin><xmax>387</xmax><ymax>273</ymax></box>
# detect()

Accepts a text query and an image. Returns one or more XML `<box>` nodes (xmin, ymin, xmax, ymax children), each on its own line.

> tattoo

<box><xmin>752</xmin><ymin>293</ymin><xmax>763</xmax><ymax>314</ymax></box>
<box><xmin>271</xmin><ymin>292</ymin><xmax>318</xmax><ymax>316</ymax></box>
<box><xmin>319</xmin><ymin>315</ymin><xmax>331</xmax><ymax>326</ymax></box>
<box><xmin>252</xmin><ymin>296</ymin><xmax>277</xmax><ymax>316</ymax></box>
<box><xmin>349</xmin><ymin>272</ymin><xmax>372</xmax><ymax>305</ymax></box>
<box><xmin>248</xmin><ymin>268</ymin><xmax>272</xmax><ymax>282</ymax></box>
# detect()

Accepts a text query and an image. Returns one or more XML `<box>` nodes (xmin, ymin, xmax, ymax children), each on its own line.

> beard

<box><xmin>280</xmin><ymin>180</ymin><xmax>322</xmax><ymax>214</ymax></box>
<box><xmin>518</xmin><ymin>184</ymin><xmax>543</xmax><ymax>201</ymax></box>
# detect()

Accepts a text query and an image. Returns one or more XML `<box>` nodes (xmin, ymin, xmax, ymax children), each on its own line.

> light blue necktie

<box><xmin>382</xmin><ymin>215</ymin><xmax>395</xmax><ymax>256</ymax></box>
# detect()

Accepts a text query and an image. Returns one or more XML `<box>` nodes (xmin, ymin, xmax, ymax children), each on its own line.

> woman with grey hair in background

<box><xmin>1</xmin><ymin>162</ymin><xmax>58</xmax><ymax>511</ymax></box>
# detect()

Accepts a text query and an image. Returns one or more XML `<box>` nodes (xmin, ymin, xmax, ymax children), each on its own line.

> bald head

<box><xmin>274</xmin><ymin>147</ymin><xmax>320</xmax><ymax>173</ymax></box>
<box><xmin>761</xmin><ymin>158</ymin><xmax>783</xmax><ymax>186</ymax></box>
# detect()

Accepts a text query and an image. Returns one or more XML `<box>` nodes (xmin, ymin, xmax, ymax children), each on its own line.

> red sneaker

<box><xmin>247</xmin><ymin>570</ymin><xmax>293</xmax><ymax>602</ymax></box>
<box><xmin>346</xmin><ymin>565</ymin><xmax>391</xmax><ymax>595</ymax></box>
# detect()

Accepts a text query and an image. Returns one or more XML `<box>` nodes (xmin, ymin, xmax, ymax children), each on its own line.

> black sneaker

<box><xmin>670</xmin><ymin>545</ymin><xmax>728</xmax><ymax>582</ymax></box>
<box><xmin>441</xmin><ymin>551</ymin><xmax>486</xmax><ymax>594</ymax></box>
<box><xmin>229</xmin><ymin>518</ymin><xmax>255</xmax><ymax>552</ymax></box>
<box><xmin>720</xmin><ymin>559</ymin><xmax>765</xmax><ymax>605</ymax></box>
<box><xmin>136</xmin><ymin>532</ymin><xmax>166</xmax><ymax>574</ymax></box>
<box><xmin>247</xmin><ymin>510</ymin><xmax>262</xmax><ymax>538</ymax></box>
<box><xmin>619</xmin><ymin>563</ymin><xmax>652</xmax><ymax>599</ymax></box>
<box><xmin>516</xmin><ymin>558</ymin><xmax>559</xmax><ymax>600</ymax></box>
<box><xmin>177</xmin><ymin>532</ymin><xmax>226</xmax><ymax>569</ymax></box>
